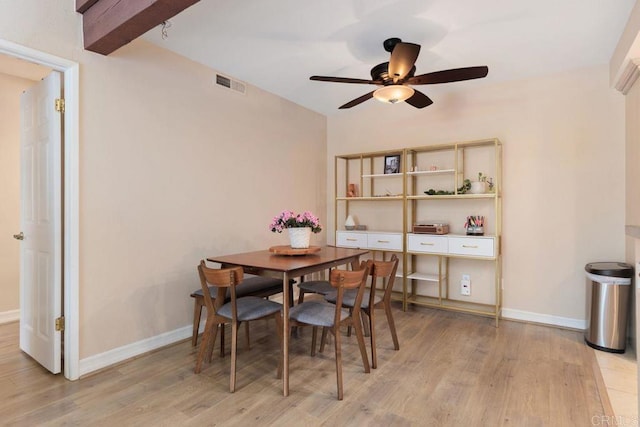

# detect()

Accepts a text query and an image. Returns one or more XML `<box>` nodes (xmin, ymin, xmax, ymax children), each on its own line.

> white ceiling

<box><xmin>143</xmin><ymin>0</ymin><xmax>634</xmax><ymax>116</ymax></box>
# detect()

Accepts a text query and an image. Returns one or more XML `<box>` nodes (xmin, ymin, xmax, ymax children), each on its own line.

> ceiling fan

<box><xmin>310</xmin><ymin>37</ymin><xmax>488</xmax><ymax>109</ymax></box>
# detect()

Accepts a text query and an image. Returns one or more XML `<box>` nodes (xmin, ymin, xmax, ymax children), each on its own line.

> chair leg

<box><xmin>192</xmin><ymin>298</ymin><xmax>203</xmax><ymax>346</ymax></box>
<box><xmin>311</xmin><ymin>326</ymin><xmax>318</xmax><ymax>356</ymax></box>
<box><xmin>297</xmin><ymin>289</ymin><xmax>305</xmax><ymax>304</ymax></box>
<box><xmin>220</xmin><ymin>324</ymin><xmax>225</xmax><ymax>357</ymax></box>
<box><xmin>352</xmin><ymin>311</ymin><xmax>371</xmax><ymax>374</ymax></box>
<box><xmin>368</xmin><ymin>308</ymin><xmax>377</xmax><ymax>369</ymax></box>
<box><xmin>319</xmin><ymin>327</ymin><xmax>328</xmax><ymax>353</ymax></box>
<box><xmin>206</xmin><ymin>324</ymin><xmax>218</xmax><ymax>363</ymax></box>
<box><xmin>230</xmin><ymin>321</ymin><xmax>238</xmax><ymax>393</ymax></box>
<box><xmin>334</xmin><ymin>327</ymin><xmax>343</xmax><ymax>400</ymax></box>
<box><xmin>362</xmin><ymin>311</ymin><xmax>371</xmax><ymax>337</ymax></box>
<box><xmin>244</xmin><ymin>321</ymin><xmax>251</xmax><ymax>350</ymax></box>
<box><xmin>195</xmin><ymin>317</ymin><xmax>218</xmax><ymax>373</ymax></box>
<box><xmin>384</xmin><ymin>303</ymin><xmax>400</xmax><ymax>351</ymax></box>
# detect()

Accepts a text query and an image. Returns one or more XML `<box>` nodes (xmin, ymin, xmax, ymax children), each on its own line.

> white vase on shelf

<box><xmin>288</xmin><ymin>227</ymin><xmax>311</xmax><ymax>248</ymax></box>
<box><xmin>469</xmin><ymin>181</ymin><xmax>487</xmax><ymax>194</ymax></box>
<box><xmin>345</xmin><ymin>215</ymin><xmax>356</xmax><ymax>230</ymax></box>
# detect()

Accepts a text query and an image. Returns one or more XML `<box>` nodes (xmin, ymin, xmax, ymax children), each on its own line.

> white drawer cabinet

<box><xmin>336</xmin><ymin>231</ymin><xmax>402</xmax><ymax>251</ymax></box>
<box><xmin>406</xmin><ymin>234</ymin><xmax>495</xmax><ymax>258</ymax></box>
<box><xmin>367</xmin><ymin>232</ymin><xmax>403</xmax><ymax>251</ymax></box>
<box><xmin>336</xmin><ymin>231</ymin><xmax>367</xmax><ymax>248</ymax></box>
<box><xmin>407</xmin><ymin>234</ymin><xmax>448</xmax><ymax>254</ymax></box>
<box><xmin>448</xmin><ymin>236</ymin><xmax>495</xmax><ymax>258</ymax></box>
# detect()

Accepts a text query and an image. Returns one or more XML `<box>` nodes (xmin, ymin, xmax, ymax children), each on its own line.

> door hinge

<box><xmin>55</xmin><ymin>316</ymin><xmax>65</xmax><ymax>331</ymax></box>
<box><xmin>55</xmin><ymin>98</ymin><xmax>65</xmax><ymax>113</ymax></box>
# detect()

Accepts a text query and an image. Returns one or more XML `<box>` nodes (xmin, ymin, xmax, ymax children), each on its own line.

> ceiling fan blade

<box><xmin>388</xmin><ymin>42</ymin><xmax>420</xmax><ymax>82</ymax></box>
<box><xmin>405</xmin><ymin>89</ymin><xmax>433</xmax><ymax>109</ymax></box>
<box><xmin>407</xmin><ymin>66</ymin><xmax>489</xmax><ymax>85</ymax></box>
<box><xmin>339</xmin><ymin>91</ymin><xmax>375</xmax><ymax>109</ymax></box>
<box><xmin>310</xmin><ymin>75</ymin><xmax>380</xmax><ymax>85</ymax></box>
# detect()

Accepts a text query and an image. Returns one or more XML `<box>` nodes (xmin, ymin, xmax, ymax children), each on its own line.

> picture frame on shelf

<box><xmin>384</xmin><ymin>155</ymin><xmax>401</xmax><ymax>174</ymax></box>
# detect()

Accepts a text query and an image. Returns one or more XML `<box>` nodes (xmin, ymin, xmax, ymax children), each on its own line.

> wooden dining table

<box><xmin>207</xmin><ymin>245</ymin><xmax>369</xmax><ymax>396</ymax></box>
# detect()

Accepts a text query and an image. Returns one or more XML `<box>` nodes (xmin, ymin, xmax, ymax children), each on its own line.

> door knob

<box><xmin>13</xmin><ymin>232</ymin><xmax>24</xmax><ymax>240</ymax></box>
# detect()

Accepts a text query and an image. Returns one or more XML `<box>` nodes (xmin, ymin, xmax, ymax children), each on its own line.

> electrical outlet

<box><xmin>461</xmin><ymin>275</ymin><xmax>471</xmax><ymax>296</ymax></box>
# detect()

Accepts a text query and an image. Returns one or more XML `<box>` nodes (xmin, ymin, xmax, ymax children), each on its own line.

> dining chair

<box><xmin>289</xmin><ymin>260</ymin><xmax>372</xmax><ymax>400</ymax></box>
<box><xmin>190</xmin><ymin>274</ymin><xmax>286</xmax><ymax>347</ymax></box>
<box><xmin>194</xmin><ymin>260</ymin><xmax>283</xmax><ymax>393</ymax></box>
<box><xmin>324</xmin><ymin>255</ymin><xmax>400</xmax><ymax>369</ymax></box>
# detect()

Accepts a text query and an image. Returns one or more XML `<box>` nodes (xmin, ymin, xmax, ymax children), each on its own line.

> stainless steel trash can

<box><xmin>584</xmin><ymin>262</ymin><xmax>634</xmax><ymax>353</ymax></box>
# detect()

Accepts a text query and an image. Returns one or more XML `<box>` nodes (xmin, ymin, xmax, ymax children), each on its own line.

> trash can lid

<box><xmin>585</xmin><ymin>262</ymin><xmax>634</xmax><ymax>278</ymax></box>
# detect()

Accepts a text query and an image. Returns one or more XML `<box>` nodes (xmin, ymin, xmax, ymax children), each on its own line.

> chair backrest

<box><xmin>329</xmin><ymin>260</ymin><xmax>372</xmax><ymax>324</ymax></box>
<box><xmin>197</xmin><ymin>260</ymin><xmax>244</xmax><ymax>318</ymax></box>
<box><xmin>369</xmin><ymin>255</ymin><xmax>399</xmax><ymax>307</ymax></box>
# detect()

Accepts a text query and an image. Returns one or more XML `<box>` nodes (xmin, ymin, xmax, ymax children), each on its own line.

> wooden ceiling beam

<box><xmin>76</xmin><ymin>0</ymin><xmax>99</xmax><ymax>13</ymax></box>
<box><xmin>77</xmin><ymin>0</ymin><xmax>200</xmax><ymax>55</ymax></box>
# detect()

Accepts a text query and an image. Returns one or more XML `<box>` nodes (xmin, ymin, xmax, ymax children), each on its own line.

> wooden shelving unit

<box><xmin>334</xmin><ymin>138</ymin><xmax>502</xmax><ymax>325</ymax></box>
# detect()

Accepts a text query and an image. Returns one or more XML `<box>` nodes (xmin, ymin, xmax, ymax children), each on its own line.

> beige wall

<box><xmin>327</xmin><ymin>64</ymin><xmax>626</xmax><ymax>323</ymax></box>
<box><xmin>626</xmin><ymin>76</ymin><xmax>640</xmax><ymax>356</ymax></box>
<box><xmin>79</xmin><ymin>41</ymin><xmax>326</xmax><ymax>357</ymax></box>
<box><xmin>0</xmin><ymin>73</ymin><xmax>33</xmax><ymax>314</ymax></box>
<box><xmin>0</xmin><ymin>1</ymin><xmax>327</xmax><ymax>359</ymax></box>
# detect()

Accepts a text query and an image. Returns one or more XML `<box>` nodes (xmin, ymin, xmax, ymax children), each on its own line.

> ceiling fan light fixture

<box><xmin>373</xmin><ymin>85</ymin><xmax>414</xmax><ymax>104</ymax></box>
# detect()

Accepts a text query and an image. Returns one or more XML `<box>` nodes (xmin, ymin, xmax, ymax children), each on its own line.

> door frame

<box><xmin>0</xmin><ymin>39</ymin><xmax>80</xmax><ymax>380</ymax></box>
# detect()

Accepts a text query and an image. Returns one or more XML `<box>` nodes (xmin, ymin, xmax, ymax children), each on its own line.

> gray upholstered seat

<box><xmin>289</xmin><ymin>300</ymin><xmax>349</xmax><ymax>327</ymax></box>
<box><xmin>297</xmin><ymin>277</ymin><xmax>338</xmax><ymax>304</ymax></box>
<box><xmin>191</xmin><ymin>275</ymin><xmax>283</xmax><ymax>301</ymax></box>
<box><xmin>325</xmin><ymin>290</ymin><xmax>383</xmax><ymax>309</ymax></box>
<box><xmin>218</xmin><ymin>296</ymin><xmax>282</xmax><ymax>321</ymax></box>
<box><xmin>297</xmin><ymin>280</ymin><xmax>334</xmax><ymax>295</ymax></box>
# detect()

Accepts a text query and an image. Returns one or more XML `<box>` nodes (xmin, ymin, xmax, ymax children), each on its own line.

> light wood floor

<box><xmin>0</xmin><ymin>305</ymin><xmax>612</xmax><ymax>426</ymax></box>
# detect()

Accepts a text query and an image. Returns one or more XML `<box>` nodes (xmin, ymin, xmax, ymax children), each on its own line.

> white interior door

<box><xmin>19</xmin><ymin>71</ymin><xmax>62</xmax><ymax>374</ymax></box>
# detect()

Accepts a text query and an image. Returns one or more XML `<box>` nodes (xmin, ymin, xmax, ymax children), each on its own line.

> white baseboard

<box><xmin>0</xmin><ymin>309</ymin><xmax>19</xmax><ymax>324</ymax></box>
<box><xmin>79</xmin><ymin>325</ymin><xmax>194</xmax><ymax>377</ymax></box>
<box><xmin>502</xmin><ymin>307</ymin><xmax>586</xmax><ymax>330</ymax></box>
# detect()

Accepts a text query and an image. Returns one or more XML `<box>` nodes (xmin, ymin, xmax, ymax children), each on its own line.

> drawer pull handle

<box><xmin>462</xmin><ymin>245</ymin><xmax>479</xmax><ymax>248</ymax></box>
<box><xmin>377</xmin><ymin>240</ymin><xmax>390</xmax><ymax>243</ymax></box>
<box><xmin>420</xmin><ymin>242</ymin><xmax>435</xmax><ymax>246</ymax></box>
<box><xmin>346</xmin><ymin>238</ymin><xmax>357</xmax><ymax>241</ymax></box>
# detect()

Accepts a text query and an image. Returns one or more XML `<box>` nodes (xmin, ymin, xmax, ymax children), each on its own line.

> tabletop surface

<box><xmin>208</xmin><ymin>246</ymin><xmax>368</xmax><ymax>272</ymax></box>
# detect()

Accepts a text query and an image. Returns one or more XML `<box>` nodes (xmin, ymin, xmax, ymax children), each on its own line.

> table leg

<box><xmin>282</xmin><ymin>272</ymin><xmax>289</xmax><ymax>396</ymax></box>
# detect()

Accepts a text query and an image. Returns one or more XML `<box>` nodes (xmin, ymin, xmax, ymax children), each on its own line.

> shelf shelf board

<box><xmin>407</xmin><ymin>193</ymin><xmax>496</xmax><ymax>200</ymax></box>
<box><xmin>406</xmin><ymin>169</ymin><xmax>455</xmax><ymax>176</ymax></box>
<box><xmin>406</xmin><ymin>250</ymin><xmax>497</xmax><ymax>261</ymax></box>
<box><xmin>406</xmin><ymin>272</ymin><xmax>445</xmax><ymax>282</ymax></box>
<box><xmin>336</xmin><ymin>196</ymin><xmax>404</xmax><ymax>201</ymax></box>
<box><xmin>361</xmin><ymin>173</ymin><xmax>403</xmax><ymax>178</ymax></box>
<box><xmin>406</xmin><ymin>294</ymin><xmax>499</xmax><ymax>317</ymax></box>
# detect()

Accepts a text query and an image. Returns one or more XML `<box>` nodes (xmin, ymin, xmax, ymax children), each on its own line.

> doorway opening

<box><xmin>0</xmin><ymin>39</ymin><xmax>80</xmax><ymax>380</ymax></box>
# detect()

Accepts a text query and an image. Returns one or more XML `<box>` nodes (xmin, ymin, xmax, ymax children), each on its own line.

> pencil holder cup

<box><xmin>466</xmin><ymin>226</ymin><xmax>484</xmax><ymax>236</ymax></box>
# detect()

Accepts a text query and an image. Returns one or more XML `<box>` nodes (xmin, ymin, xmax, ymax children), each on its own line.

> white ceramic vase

<box><xmin>469</xmin><ymin>181</ymin><xmax>487</xmax><ymax>194</ymax></box>
<box><xmin>288</xmin><ymin>227</ymin><xmax>311</xmax><ymax>248</ymax></box>
<box><xmin>345</xmin><ymin>215</ymin><xmax>356</xmax><ymax>230</ymax></box>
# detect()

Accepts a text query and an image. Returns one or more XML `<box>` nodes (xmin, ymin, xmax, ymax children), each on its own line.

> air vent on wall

<box><xmin>215</xmin><ymin>73</ymin><xmax>246</xmax><ymax>94</ymax></box>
